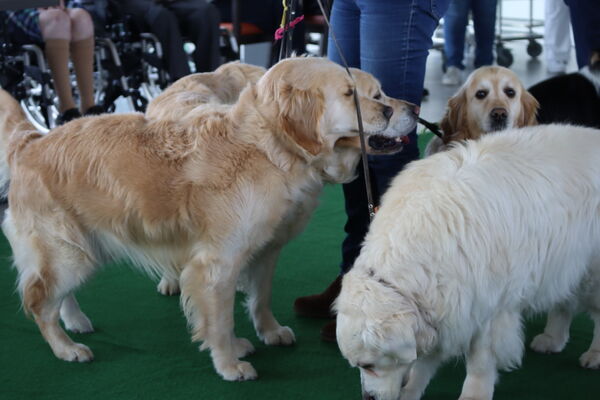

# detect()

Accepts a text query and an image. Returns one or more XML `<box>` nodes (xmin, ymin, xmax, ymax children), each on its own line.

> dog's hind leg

<box><xmin>179</xmin><ymin>253</ymin><xmax>257</xmax><ymax>381</ymax></box>
<box><xmin>530</xmin><ymin>300</ymin><xmax>576</xmax><ymax>354</ymax></box>
<box><xmin>60</xmin><ymin>294</ymin><xmax>94</xmax><ymax>333</ymax></box>
<box><xmin>241</xmin><ymin>243</ymin><xmax>295</xmax><ymax>346</ymax></box>
<box><xmin>580</xmin><ymin>277</ymin><xmax>600</xmax><ymax>369</ymax></box>
<box><xmin>3</xmin><ymin>211</ymin><xmax>97</xmax><ymax>362</ymax></box>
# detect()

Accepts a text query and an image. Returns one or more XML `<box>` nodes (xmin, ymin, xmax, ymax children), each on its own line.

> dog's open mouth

<box><xmin>367</xmin><ymin>134</ymin><xmax>409</xmax><ymax>153</ymax></box>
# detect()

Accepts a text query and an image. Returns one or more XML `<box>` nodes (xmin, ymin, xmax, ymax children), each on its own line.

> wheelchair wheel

<box><xmin>527</xmin><ymin>39</ymin><xmax>543</xmax><ymax>58</ymax></box>
<box><xmin>19</xmin><ymin>78</ymin><xmax>58</xmax><ymax>133</ymax></box>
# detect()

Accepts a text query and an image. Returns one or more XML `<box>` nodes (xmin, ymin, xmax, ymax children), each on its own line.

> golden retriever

<box><xmin>153</xmin><ymin>65</ymin><xmax>419</xmax><ymax>296</ymax></box>
<box><xmin>336</xmin><ymin>124</ymin><xmax>600</xmax><ymax>400</ymax></box>
<box><xmin>425</xmin><ymin>66</ymin><xmax>539</xmax><ymax>155</ymax></box>
<box><xmin>145</xmin><ymin>61</ymin><xmax>266</xmax><ymax>121</ymax></box>
<box><xmin>0</xmin><ymin>57</ymin><xmax>416</xmax><ymax>381</ymax></box>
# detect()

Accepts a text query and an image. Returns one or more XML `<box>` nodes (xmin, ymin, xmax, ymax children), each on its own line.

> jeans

<box><xmin>443</xmin><ymin>0</ymin><xmax>497</xmax><ymax>69</ymax></box>
<box><xmin>564</xmin><ymin>0</ymin><xmax>600</xmax><ymax>68</ymax></box>
<box><xmin>327</xmin><ymin>0</ymin><xmax>449</xmax><ymax>273</ymax></box>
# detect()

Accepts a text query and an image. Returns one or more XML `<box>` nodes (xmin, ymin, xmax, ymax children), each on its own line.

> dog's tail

<box><xmin>0</xmin><ymin>88</ymin><xmax>42</xmax><ymax>196</ymax></box>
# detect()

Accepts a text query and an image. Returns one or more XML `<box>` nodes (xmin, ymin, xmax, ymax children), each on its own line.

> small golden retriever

<box><xmin>337</xmin><ymin>124</ymin><xmax>600</xmax><ymax>400</ymax></box>
<box><xmin>425</xmin><ymin>66</ymin><xmax>539</xmax><ymax>155</ymax></box>
<box><xmin>0</xmin><ymin>57</ymin><xmax>416</xmax><ymax>381</ymax></box>
<box><xmin>145</xmin><ymin>61</ymin><xmax>266</xmax><ymax>121</ymax></box>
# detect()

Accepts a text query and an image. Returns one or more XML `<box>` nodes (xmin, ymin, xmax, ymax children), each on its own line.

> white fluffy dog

<box><xmin>336</xmin><ymin>124</ymin><xmax>600</xmax><ymax>400</ymax></box>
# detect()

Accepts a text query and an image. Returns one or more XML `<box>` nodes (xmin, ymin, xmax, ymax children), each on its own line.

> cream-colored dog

<box><xmin>0</xmin><ymin>57</ymin><xmax>415</xmax><ymax>381</ymax></box>
<box><xmin>337</xmin><ymin>124</ymin><xmax>600</xmax><ymax>399</ymax></box>
<box><xmin>425</xmin><ymin>66</ymin><xmax>539</xmax><ymax>155</ymax></box>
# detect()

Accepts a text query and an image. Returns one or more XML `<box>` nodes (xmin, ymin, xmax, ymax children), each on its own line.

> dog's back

<box><xmin>367</xmin><ymin>124</ymin><xmax>600</xmax><ymax>317</ymax></box>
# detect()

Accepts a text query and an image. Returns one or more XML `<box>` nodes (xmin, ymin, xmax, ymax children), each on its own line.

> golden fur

<box><xmin>426</xmin><ymin>66</ymin><xmax>539</xmax><ymax>155</ymax></box>
<box><xmin>145</xmin><ymin>61</ymin><xmax>266</xmax><ymax>121</ymax></box>
<box><xmin>0</xmin><ymin>57</ymin><xmax>415</xmax><ymax>381</ymax></box>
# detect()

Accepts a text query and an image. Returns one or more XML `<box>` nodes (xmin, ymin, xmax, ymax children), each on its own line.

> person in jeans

<box><xmin>441</xmin><ymin>0</ymin><xmax>497</xmax><ymax>85</ymax></box>
<box><xmin>564</xmin><ymin>0</ymin><xmax>600</xmax><ymax>68</ymax></box>
<box><xmin>293</xmin><ymin>0</ymin><xmax>450</xmax><ymax>342</ymax></box>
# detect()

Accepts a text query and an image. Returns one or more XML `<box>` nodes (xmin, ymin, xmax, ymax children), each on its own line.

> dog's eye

<box><xmin>374</xmin><ymin>92</ymin><xmax>382</xmax><ymax>100</ymax></box>
<box><xmin>358</xmin><ymin>363</ymin><xmax>374</xmax><ymax>369</ymax></box>
<box><xmin>345</xmin><ymin>88</ymin><xmax>354</xmax><ymax>97</ymax></box>
<box><xmin>475</xmin><ymin>90</ymin><xmax>488</xmax><ymax>99</ymax></box>
<box><xmin>504</xmin><ymin>88</ymin><xmax>516</xmax><ymax>98</ymax></box>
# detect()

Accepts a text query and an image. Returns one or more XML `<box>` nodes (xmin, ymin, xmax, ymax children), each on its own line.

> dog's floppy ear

<box><xmin>277</xmin><ymin>83</ymin><xmax>324</xmax><ymax>156</ymax></box>
<box><xmin>517</xmin><ymin>89</ymin><xmax>539</xmax><ymax>127</ymax></box>
<box><xmin>440</xmin><ymin>89</ymin><xmax>466</xmax><ymax>144</ymax></box>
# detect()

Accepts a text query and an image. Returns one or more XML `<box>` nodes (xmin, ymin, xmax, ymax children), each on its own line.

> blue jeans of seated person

<box><xmin>443</xmin><ymin>0</ymin><xmax>497</xmax><ymax>69</ymax></box>
<box><xmin>327</xmin><ymin>0</ymin><xmax>450</xmax><ymax>273</ymax></box>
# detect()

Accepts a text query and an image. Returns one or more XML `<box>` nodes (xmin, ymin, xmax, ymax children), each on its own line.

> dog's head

<box><xmin>335</xmin><ymin>270</ymin><xmax>435</xmax><ymax>400</ymax></box>
<box><xmin>441</xmin><ymin>66</ymin><xmax>539</xmax><ymax>144</ymax></box>
<box><xmin>253</xmin><ymin>57</ymin><xmax>415</xmax><ymax>183</ymax></box>
<box><xmin>214</xmin><ymin>61</ymin><xmax>266</xmax><ymax>103</ymax></box>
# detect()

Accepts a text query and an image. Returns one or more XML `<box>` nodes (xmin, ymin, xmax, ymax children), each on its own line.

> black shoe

<box><xmin>84</xmin><ymin>105</ymin><xmax>105</xmax><ymax>116</ymax></box>
<box><xmin>56</xmin><ymin>108</ymin><xmax>82</xmax><ymax>125</ymax></box>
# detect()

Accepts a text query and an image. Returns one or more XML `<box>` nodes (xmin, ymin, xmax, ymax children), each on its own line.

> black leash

<box><xmin>315</xmin><ymin>0</ymin><xmax>376</xmax><ymax>220</ymax></box>
<box><xmin>417</xmin><ymin>117</ymin><xmax>444</xmax><ymax>139</ymax></box>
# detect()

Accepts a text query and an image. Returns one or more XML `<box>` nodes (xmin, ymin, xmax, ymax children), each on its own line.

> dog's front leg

<box><xmin>243</xmin><ymin>243</ymin><xmax>295</xmax><ymax>346</ymax></box>
<box><xmin>179</xmin><ymin>256</ymin><xmax>257</xmax><ymax>381</ymax></box>
<box><xmin>458</xmin><ymin>322</ymin><xmax>497</xmax><ymax>400</ymax></box>
<box><xmin>400</xmin><ymin>353</ymin><xmax>443</xmax><ymax>400</ymax></box>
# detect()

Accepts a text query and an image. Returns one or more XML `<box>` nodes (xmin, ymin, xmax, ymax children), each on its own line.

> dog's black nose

<box><xmin>383</xmin><ymin>105</ymin><xmax>393</xmax><ymax>120</ymax></box>
<box><xmin>490</xmin><ymin>107</ymin><xmax>508</xmax><ymax>121</ymax></box>
<box><xmin>412</xmin><ymin>105</ymin><xmax>420</xmax><ymax>116</ymax></box>
<box><xmin>362</xmin><ymin>394</ymin><xmax>376</xmax><ymax>400</ymax></box>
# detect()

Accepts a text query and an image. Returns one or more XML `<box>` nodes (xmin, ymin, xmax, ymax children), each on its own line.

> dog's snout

<box><xmin>383</xmin><ymin>105</ymin><xmax>394</xmax><ymax>120</ymax></box>
<box><xmin>490</xmin><ymin>107</ymin><xmax>508</xmax><ymax>121</ymax></box>
<box><xmin>412</xmin><ymin>105</ymin><xmax>420</xmax><ymax>116</ymax></box>
<box><xmin>362</xmin><ymin>393</ymin><xmax>377</xmax><ymax>400</ymax></box>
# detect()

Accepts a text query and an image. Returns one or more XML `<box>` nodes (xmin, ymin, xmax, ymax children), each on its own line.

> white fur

<box><xmin>336</xmin><ymin>124</ymin><xmax>600</xmax><ymax>400</ymax></box>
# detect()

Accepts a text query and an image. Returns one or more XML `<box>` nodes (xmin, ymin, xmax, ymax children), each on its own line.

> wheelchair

<box><xmin>0</xmin><ymin>22</ymin><xmax>59</xmax><ymax>132</ymax></box>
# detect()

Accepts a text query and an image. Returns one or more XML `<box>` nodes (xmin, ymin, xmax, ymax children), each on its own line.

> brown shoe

<box><xmin>294</xmin><ymin>275</ymin><xmax>342</xmax><ymax>318</ymax></box>
<box><xmin>320</xmin><ymin>320</ymin><xmax>337</xmax><ymax>342</ymax></box>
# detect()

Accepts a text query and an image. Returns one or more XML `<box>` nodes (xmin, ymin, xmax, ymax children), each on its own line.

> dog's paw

<box><xmin>530</xmin><ymin>333</ymin><xmax>566</xmax><ymax>354</ymax></box>
<box><xmin>217</xmin><ymin>360</ymin><xmax>258</xmax><ymax>381</ymax></box>
<box><xmin>62</xmin><ymin>312</ymin><xmax>94</xmax><ymax>334</ymax></box>
<box><xmin>580</xmin><ymin>350</ymin><xmax>600</xmax><ymax>369</ymax></box>
<box><xmin>233</xmin><ymin>337</ymin><xmax>255</xmax><ymax>358</ymax></box>
<box><xmin>54</xmin><ymin>343</ymin><xmax>94</xmax><ymax>362</ymax></box>
<box><xmin>157</xmin><ymin>277</ymin><xmax>180</xmax><ymax>296</ymax></box>
<box><xmin>261</xmin><ymin>326</ymin><xmax>295</xmax><ymax>346</ymax></box>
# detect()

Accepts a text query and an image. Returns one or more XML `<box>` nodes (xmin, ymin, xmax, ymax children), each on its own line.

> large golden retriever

<box><xmin>150</xmin><ymin>64</ymin><xmax>419</xmax><ymax>296</ymax></box>
<box><xmin>336</xmin><ymin>124</ymin><xmax>600</xmax><ymax>399</ymax></box>
<box><xmin>0</xmin><ymin>57</ymin><xmax>416</xmax><ymax>381</ymax></box>
<box><xmin>425</xmin><ymin>66</ymin><xmax>539</xmax><ymax>155</ymax></box>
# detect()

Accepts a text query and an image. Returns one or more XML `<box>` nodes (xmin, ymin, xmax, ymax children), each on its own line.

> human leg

<box><xmin>443</xmin><ymin>0</ymin><xmax>470</xmax><ymax>69</ymax></box>
<box><xmin>39</xmin><ymin>9</ymin><xmax>78</xmax><ymax>114</ymax></box>
<box><xmin>167</xmin><ymin>0</ymin><xmax>222</xmax><ymax>73</ymax></box>
<box><xmin>67</xmin><ymin>7</ymin><xmax>96</xmax><ymax>113</ymax></box>
<box><xmin>121</xmin><ymin>0</ymin><xmax>191</xmax><ymax>80</ymax></box>
<box><xmin>471</xmin><ymin>0</ymin><xmax>497</xmax><ymax>68</ymax></box>
<box><xmin>544</xmin><ymin>0</ymin><xmax>572</xmax><ymax>73</ymax></box>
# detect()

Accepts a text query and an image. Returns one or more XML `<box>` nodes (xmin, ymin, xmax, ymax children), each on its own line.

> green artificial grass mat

<box><xmin>1</xmin><ymin>133</ymin><xmax>598</xmax><ymax>399</ymax></box>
